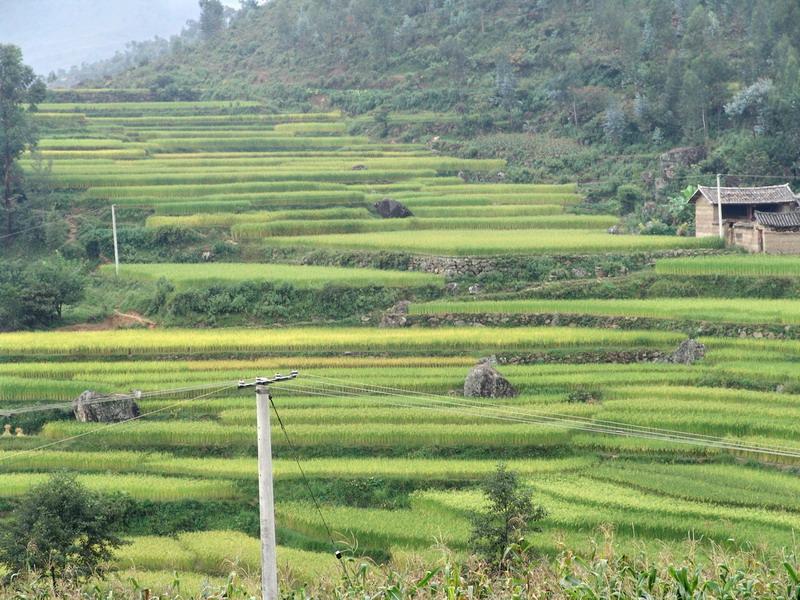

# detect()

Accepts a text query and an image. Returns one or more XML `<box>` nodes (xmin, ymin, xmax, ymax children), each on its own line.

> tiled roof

<box><xmin>755</xmin><ymin>210</ymin><xmax>800</xmax><ymax>229</ymax></box>
<box><xmin>693</xmin><ymin>184</ymin><xmax>797</xmax><ymax>205</ymax></box>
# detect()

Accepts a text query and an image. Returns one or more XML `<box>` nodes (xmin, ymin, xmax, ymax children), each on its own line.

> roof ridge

<box><xmin>698</xmin><ymin>183</ymin><xmax>790</xmax><ymax>190</ymax></box>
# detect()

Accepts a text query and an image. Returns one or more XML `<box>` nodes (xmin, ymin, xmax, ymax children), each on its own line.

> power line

<box><xmin>0</xmin><ymin>205</ymin><xmax>108</xmax><ymax>242</ymax></box>
<box><xmin>0</xmin><ymin>379</ymin><xmax>244</xmax><ymax>418</ymax></box>
<box><xmin>268</xmin><ymin>394</ymin><xmax>339</xmax><ymax>554</ymax></box>
<box><xmin>0</xmin><ymin>382</ymin><xmax>239</xmax><ymax>465</ymax></box>
<box><xmin>269</xmin><ymin>376</ymin><xmax>800</xmax><ymax>461</ymax></box>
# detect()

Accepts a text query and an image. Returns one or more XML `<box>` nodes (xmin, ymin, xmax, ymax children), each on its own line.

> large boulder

<box><xmin>72</xmin><ymin>390</ymin><xmax>140</xmax><ymax>423</ymax></box>
<box><xmin>665</xmin><ymin>339</ymin><xmax>706</xmax><ymax>365</ymax></box>
<box><xmin>464</xmin><ymin>360</ymin><xmax>518</xmax><ymax>398</ymax></box>
<box><xmin>374</xmin><ymin>198</ymin><xmax>413</xmax><ymax>219</ymax></box>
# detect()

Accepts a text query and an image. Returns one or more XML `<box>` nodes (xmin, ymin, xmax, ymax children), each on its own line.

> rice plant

<box><xmin>232</xmin><ymin>215</ymin><xmax>618</xmax><ymax>240</ymax></box>
<box><xmin>102</xmin><ymin>262</ymin><xmax>442</xmax><ymax>289</ymax></box>
<box><xmin>656</xmin><ymin>255</ymin><xmax>800</xmax><ymax>278</ymax></box>
<box><xmin>262</xmin><ymin>229</ymin><xmax>724</xmax><ymax>256</ymax></box>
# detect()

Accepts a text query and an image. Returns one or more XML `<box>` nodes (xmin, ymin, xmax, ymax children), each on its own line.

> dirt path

<box><xmin>58</xmin><ymin>310</ymin><xmax>157</xmax><ymax>331</ymax></box>
<box><xmin>65</xmin><ymin>214</ymin><xmax>78</xmax><ymax>244</ymax></box>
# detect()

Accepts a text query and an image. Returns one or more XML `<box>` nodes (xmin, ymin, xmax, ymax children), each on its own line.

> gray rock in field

<box><xmin>464</xmin><ymin>362</ymin><xmax>517</xmax><ymax>398</ymax></box>
<box><xmin>380</xmin><ymin>301</ymin><xmax>411</xmax><ymax>328</ymax></box>
<box><xmin>73</xmin><ymin>390</ymin><xmax>140</xmax><ymax>423</ymax></box>
<box><xmin>374</xmin><ymin>198</ymin><xmax>413</xmax><ymax>219</ymax></box>
<box><xmin>665</xmin><ymin>339</ymin><xmax>706</xmax><ymax>365</ymax></box>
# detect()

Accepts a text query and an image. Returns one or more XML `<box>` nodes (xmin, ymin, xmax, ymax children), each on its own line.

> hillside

<box><xmin>72</xmin><ymin>0</ymin><xmax>800</xmax><ymax>188</ymax></box>
<box><xmin>5</xmin><ymin>4</ymin><xmax>800</xmax><ymax>597</ymax></box>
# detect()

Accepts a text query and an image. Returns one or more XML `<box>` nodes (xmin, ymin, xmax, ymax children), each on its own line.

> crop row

<box><xmin>0</xmin><ymin>450</ymin><xmax>592</xmax><ymax>482</ymax></box>
<box><xmin>102</xmin><ymin>262</ymin><xmax>442</xmax><ymax>289</ymax></box>
<box><xmin>656</xmin><ymin>255</ymin><xmax>800</xmax><ymax>277</ymax></box>
<box><xmin>38</xmin><ymin>100</ymin><xmax>264</xmax><ymax>113</ymax></box>
<box><xmin>0</xmin><ymin>327</ymin><xmax>684</xmax><ymax>358</ymax></box>
<box><xmin>262</xmin><ymin>229</ymin><xmax>724</xmax><ymax>256</ymax></box>
<box><xmin>409</xmin><ymin>297</ymin><xmax>800</xmax><ymax>325</ymax></box>
<box><xmin>140</xmin><ymin>191</ymin><xmax>365</xmax><ymax>211</ymax></box>
<box><xmin>117</xmin><ymin>530</ymin><xmax>335</xmax><ymax>579</ymax></box>
<box><xmin>231</xmin><ymin>215</ymin><xmax>618</xmax><ymax>239</ymax></box>
<box><xmin>85</xmin><ymin>181</ymin><xmax>349</xmax><ymax>199</ymax></box>
<box><xmin>56</xmin><ymin>168</ymin><xmax>439</xmax><ymax>188</ymax></box>
<box><xmin>397</xmin><ymin>193</ymin><xmax>583</xmax><ymax>206</ymax></box>
<box><xmin>146</xmin><ymin>207</ymin><xmax>371</xmax><ymax>225</ymax></box>
<box><xmin>46</xmin><ymin>156</ymin><xmax>505</xmax><ymax>173</ymax></box>
<box><xmin>0</xmin><ymin>473</ymin><xmax>239</xmax><ymax>501</ymax></box>
<box><xmin>86</xmin><ymin>113</ymin><xmax>344</xmax><ymax>126</ymax></box>
<box><xmin>40</xmin><ymin>421</ymin><xmax>573</xmax><ymax>450</ymax></box>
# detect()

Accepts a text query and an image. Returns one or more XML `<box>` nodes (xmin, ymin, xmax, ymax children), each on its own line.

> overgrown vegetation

<box><xmin>0</xmin><ymin>474</ymin><xmax>125</xmax><ymax>585</ymax></box>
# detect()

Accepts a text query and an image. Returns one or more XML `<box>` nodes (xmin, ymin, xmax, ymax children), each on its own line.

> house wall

<box><xmin>731</xmin><ymin>224</ymin><xmax>760</xmax><ymax>252</ymax></box>
<box><xmin>695</xmin><ymin>200</ymin><xmax>717</xmax><ymax>237</ymax></box>
<box><xmin>763</xmin><ymin>231</ymin><xmax>800</xmax><ymax>254</ymax></box>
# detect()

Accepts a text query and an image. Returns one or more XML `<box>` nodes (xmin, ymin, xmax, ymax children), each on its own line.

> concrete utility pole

<box><xmin>716</xmin><ymin>173</ymin><xmax>724</xmax><ymax>241</ymax></box>
<box><xmin>256</xmin><ymin>383</ymin><xmax>279</xmax><ymax>600</ymax></box>
<box><xmin>111</xmin><ymin>204</ymin><xmax>120</xmax><ymax>276</ymax></box>
<box><xmin>238</xmin><ymin>372</ymin><xmax>297</xmax><ymax>600</ymax></box>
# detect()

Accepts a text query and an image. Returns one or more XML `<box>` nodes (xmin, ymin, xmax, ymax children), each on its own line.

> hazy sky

<box><xmin>1</xmin><ymin>0</ymin><xmax>240</xmax><ymax>75</ymax></box>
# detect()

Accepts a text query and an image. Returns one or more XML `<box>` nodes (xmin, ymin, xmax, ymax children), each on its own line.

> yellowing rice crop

<box><xmin>101</xmin><ymin>262</ymin><xmax>442</xmax><ymax>289</ymax></box>
<box><xmin>263</xmin><ymin>229</ymin><xmax>723</xmax><ymax>256</ymax></box>
<box><xmin>0</xmin><ymin>327</ymin><xmax>683</xmax><ymax>358</ymax></box>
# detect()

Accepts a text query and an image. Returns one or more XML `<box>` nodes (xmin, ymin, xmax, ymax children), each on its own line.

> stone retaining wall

<box><xmin>266</xmin><ymin>247</ymin><xmax>726</xmax><ymax>280</ymax></box>
<box><xmin>406</xmin><ymin>312</ymin><xmax>799</xmax><ymax>339</ymax></box>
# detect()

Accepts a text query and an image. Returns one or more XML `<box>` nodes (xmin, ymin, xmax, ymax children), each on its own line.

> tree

<box><xmin>0</xmin><ymin>45</ymin><xmax>45</xmax><ymax>240</ymax></box>
<box><xmin>469</xmin><ymin>464</ymin><xmax>546</xmax><ymax>568</ymax></box>
<box><xmin>199</xmin><ymin>0</ymin><xmax>226</xmax><ymax>40</ymax></box>
<box><xmin>603</xmin><ymin>101</ymin><xmax>628</xmax><ymax>145</ymax></box>
<box><xmin>0</xmin><ymin>257</ymin><xmax>86</xmax><ymax>331</ymax></box>
<box><xmin>0</xmin><ymin>473</ymin><xmax>127</xmax><ymax>584</ymax></box>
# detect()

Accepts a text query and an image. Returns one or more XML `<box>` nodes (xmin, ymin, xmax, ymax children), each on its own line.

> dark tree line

<box><xmin>0</xmin><ymin>45</ymin><xmax>45</xmax><ymax>241</ymax></box>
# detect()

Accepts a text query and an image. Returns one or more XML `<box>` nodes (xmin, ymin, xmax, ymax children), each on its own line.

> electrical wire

<box><xmin>0</xmin><ymin>205</ymin><xmax>108</xmax><ymax>242</ymax></box>
<box><xmin>267</xmin><ymin>394</ymin><xmax>341</xmax><ymax>555</ymax></box>
<box><xmin>0</xmin><ymin>382</ymin><xmax>239</xmax><ymax>465</ymax></box>
<box><xmin>0</xmin><ymin>379</ymin><xmax>247</xmax><ymax>418</ymax></box>
<box><xmin>302</xmin><ymin>374</ymin><xmax>800</xmax><ymax>452</ymax></box>
<box><xmin>267</xmin><ymin>377</ymin><xmax>800</xmax><ymax>461</ymax></box>
<box><xmin>302</xmin><ymin>377</ymin><xmax>800</xmax><ymax>458</ymax></box>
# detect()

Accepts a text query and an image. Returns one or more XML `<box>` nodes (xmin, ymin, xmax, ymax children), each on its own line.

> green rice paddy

<box><xmin>14</xmin><ymin>96</ymin><xmax>792</xmax><ymax>591</ymax></box>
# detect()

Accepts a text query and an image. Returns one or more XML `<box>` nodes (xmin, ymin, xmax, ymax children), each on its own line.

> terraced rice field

<box><xmin>3</xmin><ymin>332</ymin><xmax>800</xmax><ymax>581</ymax></box>
<box><xmin>410</xmin><ymin>297</ymin><xmax>800</xmax><ymax>325</ymax></box>
<box><xmin>656</xmin><ymin>255</ymin><xmax>800</xmax><ymax>277</ymax></box>
<box><xmin>102</xmin><ymin>263</ymin><xmax>442</xmax><ymax>289</ymax></box>
<box><xmin>12</xmin><ymin>97</ymin><xmax>797</xmax><ymax>590</ymax></box>
<box><xmin>29</xmin><ymin>98</ymin><xmax>718</xmax><ymax>256</ymax></box>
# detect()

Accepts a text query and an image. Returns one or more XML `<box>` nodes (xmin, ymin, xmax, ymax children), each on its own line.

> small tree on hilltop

<box><xmin>0</xmin><ymin>473</ymin><xmax>127</xmax><ymax>584</ymax></box>
<box><xmin>470</xmin><ymin>464</ymin><xmax>546</xmax><ymax>568</ymax></box>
